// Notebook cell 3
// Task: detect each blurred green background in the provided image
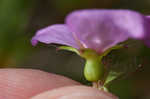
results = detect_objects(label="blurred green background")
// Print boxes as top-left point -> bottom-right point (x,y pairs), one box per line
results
0,0 -> 150,99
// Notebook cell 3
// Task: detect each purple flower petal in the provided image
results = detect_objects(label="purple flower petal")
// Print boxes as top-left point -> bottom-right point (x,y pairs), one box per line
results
31,24 -> 79,49
66,9 -> 150,53
143,16 -> 150,47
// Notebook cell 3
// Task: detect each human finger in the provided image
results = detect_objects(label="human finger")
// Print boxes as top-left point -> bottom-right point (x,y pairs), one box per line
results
0,69 -> 80,99
31,85 -> 118,99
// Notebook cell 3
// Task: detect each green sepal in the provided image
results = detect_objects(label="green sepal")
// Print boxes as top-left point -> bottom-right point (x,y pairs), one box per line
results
104,71 -> 123,86
101,44 -> 124,57
59,46 -> 80,55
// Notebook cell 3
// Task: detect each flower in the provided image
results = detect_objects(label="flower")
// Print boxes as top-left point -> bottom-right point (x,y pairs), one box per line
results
31,9 -> 150,53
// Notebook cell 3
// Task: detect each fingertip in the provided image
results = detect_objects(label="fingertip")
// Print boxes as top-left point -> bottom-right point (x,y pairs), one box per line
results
31,85 -> 118,99
0,69 -> 80,99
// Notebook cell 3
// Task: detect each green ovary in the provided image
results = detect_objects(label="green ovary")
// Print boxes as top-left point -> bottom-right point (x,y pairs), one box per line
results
84,58 -> 104,82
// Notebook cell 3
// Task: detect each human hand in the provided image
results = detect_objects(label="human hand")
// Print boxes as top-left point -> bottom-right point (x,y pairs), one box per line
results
0,69 -> 118,99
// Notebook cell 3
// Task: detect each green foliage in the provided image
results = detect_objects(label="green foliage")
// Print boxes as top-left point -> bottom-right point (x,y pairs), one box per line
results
0,0 -> 34,66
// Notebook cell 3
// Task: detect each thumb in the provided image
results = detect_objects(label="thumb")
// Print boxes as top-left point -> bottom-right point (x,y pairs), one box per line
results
31,85 -> 118,99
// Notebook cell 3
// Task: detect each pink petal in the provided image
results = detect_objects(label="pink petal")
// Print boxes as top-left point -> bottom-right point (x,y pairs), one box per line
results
31,24 -> 79,49
66,9 -> 149,53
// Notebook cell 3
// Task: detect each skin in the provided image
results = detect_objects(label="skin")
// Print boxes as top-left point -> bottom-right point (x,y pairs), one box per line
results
0,69 -> 118,99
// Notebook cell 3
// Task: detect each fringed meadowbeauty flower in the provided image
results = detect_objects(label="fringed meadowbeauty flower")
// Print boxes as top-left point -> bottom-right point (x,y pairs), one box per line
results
31,9 -> 150,90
